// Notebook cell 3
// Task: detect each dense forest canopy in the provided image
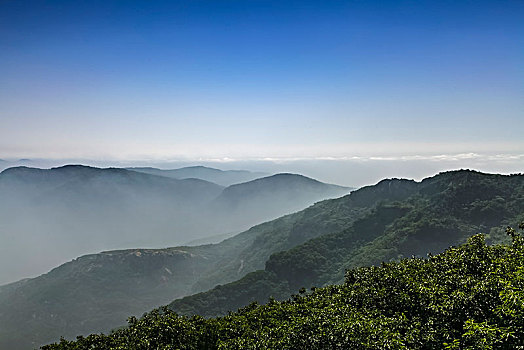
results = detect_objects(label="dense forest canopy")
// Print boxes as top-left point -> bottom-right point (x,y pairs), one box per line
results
43,224 -> 524,349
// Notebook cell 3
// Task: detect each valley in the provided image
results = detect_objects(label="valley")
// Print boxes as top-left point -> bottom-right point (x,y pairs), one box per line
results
0,165 -> 349,285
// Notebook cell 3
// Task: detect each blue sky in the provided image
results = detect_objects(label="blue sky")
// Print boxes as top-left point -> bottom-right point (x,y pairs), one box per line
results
1,0 -> 523,182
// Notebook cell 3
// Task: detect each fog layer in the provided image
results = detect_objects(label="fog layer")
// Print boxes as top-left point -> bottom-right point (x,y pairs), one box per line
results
0,165 -> 349,284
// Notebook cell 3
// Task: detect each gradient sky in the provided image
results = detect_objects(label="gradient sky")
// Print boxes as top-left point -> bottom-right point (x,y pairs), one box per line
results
1,0 -> 523,168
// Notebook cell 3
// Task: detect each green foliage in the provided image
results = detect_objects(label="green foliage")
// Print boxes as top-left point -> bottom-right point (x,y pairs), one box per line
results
43,225 -> 524,349
172,172 -> 524,318
171,271 -> 291,318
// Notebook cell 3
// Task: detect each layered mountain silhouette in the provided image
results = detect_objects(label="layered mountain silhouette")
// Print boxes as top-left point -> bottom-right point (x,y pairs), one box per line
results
1,170 -> 523,349
127,166 -> 267,187
208,173 -> 350,234
0,165 -> 349,285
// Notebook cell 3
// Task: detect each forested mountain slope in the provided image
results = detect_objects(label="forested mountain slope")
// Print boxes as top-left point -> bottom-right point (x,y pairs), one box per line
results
170,170 -> 524,317
0,170 -> 350,350
43,226 -> 524,349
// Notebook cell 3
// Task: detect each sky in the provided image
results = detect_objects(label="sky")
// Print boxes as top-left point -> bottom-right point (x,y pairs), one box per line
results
1,0 -> 523,186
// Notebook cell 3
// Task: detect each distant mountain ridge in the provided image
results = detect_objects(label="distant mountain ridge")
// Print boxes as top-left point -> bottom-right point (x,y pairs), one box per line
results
1,164 -> 223,205
0,165 -> 349,286
209,173 -> 350,234
216,173 -> 345,203
0,165 -> 224,285
127,165 -> 267,186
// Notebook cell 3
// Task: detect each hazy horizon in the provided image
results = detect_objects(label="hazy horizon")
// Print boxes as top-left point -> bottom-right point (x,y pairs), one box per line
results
1,0 -> 523,171
1,153 -> 522,188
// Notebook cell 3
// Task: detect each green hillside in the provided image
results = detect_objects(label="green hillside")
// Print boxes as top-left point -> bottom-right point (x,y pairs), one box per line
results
170,170 -> 524,317
43,225 -> 524,349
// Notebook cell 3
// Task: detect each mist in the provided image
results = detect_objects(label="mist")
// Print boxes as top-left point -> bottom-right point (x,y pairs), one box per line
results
2,152 -> 522,187
2,154 -> 521,284
0,165 -> 349,285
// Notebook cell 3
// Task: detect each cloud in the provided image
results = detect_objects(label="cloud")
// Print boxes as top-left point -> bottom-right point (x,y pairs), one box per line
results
361,153 -> 524,162
157,152 -> 524,163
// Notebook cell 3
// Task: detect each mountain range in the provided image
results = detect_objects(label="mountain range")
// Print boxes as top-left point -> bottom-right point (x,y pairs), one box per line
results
0,165 -> 349,286
170,170 -> 524,317
0,169 -> 523,349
